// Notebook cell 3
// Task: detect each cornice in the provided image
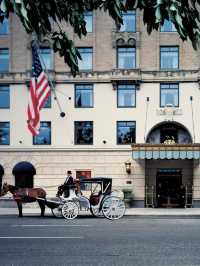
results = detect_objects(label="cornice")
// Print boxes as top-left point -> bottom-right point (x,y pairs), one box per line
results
0,69 -> 200,84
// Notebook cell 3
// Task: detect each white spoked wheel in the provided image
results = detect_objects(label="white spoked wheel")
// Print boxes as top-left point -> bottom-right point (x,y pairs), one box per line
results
62,201 -> 79,220
90,206 -> 104,218
102,196 -> 125,220
51,205 -> 63,218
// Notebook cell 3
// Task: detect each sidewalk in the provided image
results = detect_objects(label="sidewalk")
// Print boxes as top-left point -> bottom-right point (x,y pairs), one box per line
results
1,207 -> 200,217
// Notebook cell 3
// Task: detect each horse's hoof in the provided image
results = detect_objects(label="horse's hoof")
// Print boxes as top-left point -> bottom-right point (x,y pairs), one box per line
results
18,216 -> 23,218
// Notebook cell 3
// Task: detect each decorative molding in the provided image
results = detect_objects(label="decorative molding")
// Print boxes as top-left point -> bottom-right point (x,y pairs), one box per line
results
112,31 -> 140,48
0,69 -> 199,84
156,107 -> 183,116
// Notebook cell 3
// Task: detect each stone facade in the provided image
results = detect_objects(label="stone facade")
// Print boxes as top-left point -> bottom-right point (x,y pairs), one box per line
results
0,11 -> 200,206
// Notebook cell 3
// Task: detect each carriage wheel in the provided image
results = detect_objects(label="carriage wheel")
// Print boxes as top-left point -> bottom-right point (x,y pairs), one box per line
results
90,206 -> 104,218
62,201 -> 79,220
51,205 -> 63,218
102,196 -> 125,220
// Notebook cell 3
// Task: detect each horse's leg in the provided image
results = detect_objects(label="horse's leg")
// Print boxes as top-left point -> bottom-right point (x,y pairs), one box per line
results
16,200 -> 23,217
37,200 -> 45,217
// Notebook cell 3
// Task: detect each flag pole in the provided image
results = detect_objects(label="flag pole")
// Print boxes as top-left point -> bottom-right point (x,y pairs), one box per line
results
32,40 -> 66,118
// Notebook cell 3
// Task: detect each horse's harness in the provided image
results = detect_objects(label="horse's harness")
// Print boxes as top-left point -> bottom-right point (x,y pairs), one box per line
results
13,188 -> 29,200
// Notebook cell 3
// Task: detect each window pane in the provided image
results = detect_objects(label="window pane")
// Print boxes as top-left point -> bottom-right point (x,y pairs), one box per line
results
120,11 -> 136,32
43,94 -> 51,108
161,20 -> 176,32
0,86 -> 9,108
39,48 -> 53,70
33,122 -> 51,145
84,12 -> 93,33
160,47 -> 179,69
117,85 -> 136,107
0,48 -> 9,72
78,48 -> 93,70
0,122 -> 9,145
0,18 -> 9,35
160,84 -> 179,107
75,121 -> 93,144
117,121 -> 136,144
75,85 -> 93,107
117,47 -> 136,69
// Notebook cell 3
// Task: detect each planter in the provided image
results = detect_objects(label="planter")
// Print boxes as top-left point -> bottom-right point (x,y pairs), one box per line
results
122,189 -> 134,208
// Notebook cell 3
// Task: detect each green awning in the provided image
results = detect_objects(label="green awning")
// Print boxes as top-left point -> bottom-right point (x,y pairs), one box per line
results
132,144 -> 200,160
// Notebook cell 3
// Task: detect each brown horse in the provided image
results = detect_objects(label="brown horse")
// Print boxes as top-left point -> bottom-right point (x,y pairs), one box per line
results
0,183 -> 46,217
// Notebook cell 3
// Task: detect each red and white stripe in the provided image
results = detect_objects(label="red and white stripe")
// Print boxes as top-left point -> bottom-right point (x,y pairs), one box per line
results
27,72 -> 51,136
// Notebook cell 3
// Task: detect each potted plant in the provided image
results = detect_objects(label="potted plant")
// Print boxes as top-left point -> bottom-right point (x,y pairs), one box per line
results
122,188 -> 134,208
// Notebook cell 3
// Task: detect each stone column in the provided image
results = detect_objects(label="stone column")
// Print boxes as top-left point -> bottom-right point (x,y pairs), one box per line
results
193,159 -> 200,207
132,159 -> 145,207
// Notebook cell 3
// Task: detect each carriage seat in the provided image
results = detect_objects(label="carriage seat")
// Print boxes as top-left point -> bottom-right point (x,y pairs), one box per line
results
89,191 -> 102,206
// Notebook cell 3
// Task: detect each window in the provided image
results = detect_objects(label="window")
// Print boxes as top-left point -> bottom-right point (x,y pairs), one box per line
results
0,18 -> 9,35
161,20 -> 176,32
0,48 -> 9,72
160,46 -> 179,70
75,84 -> 93,108
160,83 -> 179,107
117,84 -> 136,107
39,48 -> 53,70
43,93 -> 51,108
78,48 -> 93,71
75,121 -> 93,145
33,122 -> 51,145
120,10 -> 136,32
0,122 -> 10,145
117,121 -> 136,144
84,11 -> 93,33
117,47 -> 136,69
0,86 -> 9,108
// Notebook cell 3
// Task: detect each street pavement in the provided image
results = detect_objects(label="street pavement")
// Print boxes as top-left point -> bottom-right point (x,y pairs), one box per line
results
1,216 -> 200,266
2,206 -> 200,217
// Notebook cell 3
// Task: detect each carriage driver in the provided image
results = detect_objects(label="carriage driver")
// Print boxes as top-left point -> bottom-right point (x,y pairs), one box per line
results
64,170 -> 76,197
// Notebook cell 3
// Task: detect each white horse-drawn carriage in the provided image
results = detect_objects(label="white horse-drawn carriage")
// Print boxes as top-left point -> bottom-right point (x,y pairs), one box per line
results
38,178 -> 125,220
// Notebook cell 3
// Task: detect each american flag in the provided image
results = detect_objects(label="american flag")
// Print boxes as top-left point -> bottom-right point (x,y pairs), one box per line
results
27,45 -> 51,135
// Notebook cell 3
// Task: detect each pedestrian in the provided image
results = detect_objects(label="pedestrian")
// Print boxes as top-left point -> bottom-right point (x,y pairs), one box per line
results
64,170 -> 75,198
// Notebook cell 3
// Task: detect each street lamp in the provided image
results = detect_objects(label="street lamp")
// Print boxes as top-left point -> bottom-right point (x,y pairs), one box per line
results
125,160 -> 132,174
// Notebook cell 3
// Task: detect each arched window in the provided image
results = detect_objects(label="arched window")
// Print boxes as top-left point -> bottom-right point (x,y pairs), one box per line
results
146,122 -> 192,144
12,162 -> 36,188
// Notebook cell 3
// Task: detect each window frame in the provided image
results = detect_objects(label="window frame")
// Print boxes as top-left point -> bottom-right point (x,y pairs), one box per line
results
160,46 -> 179,70
160,83 -> 179,108
74,121 -> 93,145
117,84 -> 136,108
38,47 -> 53,70
0,48 -> 9,72
84,11 -> 93,33
75,84 -> 94,108
78,47 -> 93,71
160,20 -> 177,32
116,121 -> 136,145
117,47 -> 136,69
0,85 -> 10,109
33,121 -> 51,145
119,10 -> 136,32
0,121 -> 10,145
0,17 -> 9,35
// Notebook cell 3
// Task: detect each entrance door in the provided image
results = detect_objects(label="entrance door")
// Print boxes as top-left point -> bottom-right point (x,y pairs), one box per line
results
156,169 -> 182,208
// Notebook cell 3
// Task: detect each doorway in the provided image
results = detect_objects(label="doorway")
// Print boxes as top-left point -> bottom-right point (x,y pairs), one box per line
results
156,168 -> 183,208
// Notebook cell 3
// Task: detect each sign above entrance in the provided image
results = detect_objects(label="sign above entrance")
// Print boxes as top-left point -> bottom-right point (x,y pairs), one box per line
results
132,144 -> 200,160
